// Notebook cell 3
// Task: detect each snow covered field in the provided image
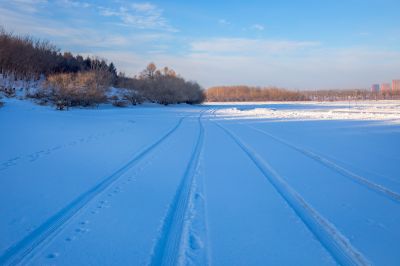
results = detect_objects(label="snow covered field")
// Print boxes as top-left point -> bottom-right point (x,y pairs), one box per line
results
0,99 -> 399,265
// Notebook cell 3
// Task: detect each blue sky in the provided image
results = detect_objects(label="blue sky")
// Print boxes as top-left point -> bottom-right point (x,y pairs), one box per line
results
0,0 -> 399,89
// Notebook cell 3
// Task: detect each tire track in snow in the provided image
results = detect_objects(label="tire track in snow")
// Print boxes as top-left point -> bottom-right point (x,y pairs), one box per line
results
215,122 -> 370,266
150,111 -> 206,266
40,121 -> 181,262
180,155 -> 210,266
178,111 -> 213,266
246,124 -> 400,203
0,117 -> 184,266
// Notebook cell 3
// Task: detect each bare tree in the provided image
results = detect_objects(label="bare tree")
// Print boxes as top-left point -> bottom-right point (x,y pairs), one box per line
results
117,63 -> 204,105
140,62 -> 157,80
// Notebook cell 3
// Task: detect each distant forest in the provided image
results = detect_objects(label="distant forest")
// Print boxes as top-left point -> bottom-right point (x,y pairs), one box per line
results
206,86 -> 400,102
206,86 -> 306,101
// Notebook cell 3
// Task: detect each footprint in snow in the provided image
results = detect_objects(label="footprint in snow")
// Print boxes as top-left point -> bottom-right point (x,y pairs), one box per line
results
65,236 -> 76,242
75,227 -> 89,233
28,152 -> 42,162
47,252 -> 59,259
0,158 -> 20,170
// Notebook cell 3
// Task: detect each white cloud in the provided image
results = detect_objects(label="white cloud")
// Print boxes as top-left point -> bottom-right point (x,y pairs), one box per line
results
181,48 -> 400,89
11,0 -> 47,3
250,24 -> 264,31
218,19 -> 231,26
58,0 -> 90,8
131,3 -> 156,12
100,45 -> 400,90
190,38 -> 320,54
8,0 -> 48,13
0,6 -> 171,51
98,3 -> 177,32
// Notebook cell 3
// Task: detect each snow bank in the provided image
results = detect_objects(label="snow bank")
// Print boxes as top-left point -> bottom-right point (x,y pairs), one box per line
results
215,101 -> 400,123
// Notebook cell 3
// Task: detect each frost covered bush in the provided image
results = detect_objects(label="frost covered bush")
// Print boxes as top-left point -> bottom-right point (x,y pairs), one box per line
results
0,87 -> 16,98
112,99 -> 129,107
44,70 -> 111,109
123,89 -> 144,105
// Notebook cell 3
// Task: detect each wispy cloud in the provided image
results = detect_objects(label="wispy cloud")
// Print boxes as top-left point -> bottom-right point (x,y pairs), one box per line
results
190,38 -> 320,55
8,0 -> 48,13
57,0 -> 90,8
250,24 -> 264,31
131,3 -> 156,12
0,5 -> 172,52
98,2 -> 177,32
218,19 -> 231,26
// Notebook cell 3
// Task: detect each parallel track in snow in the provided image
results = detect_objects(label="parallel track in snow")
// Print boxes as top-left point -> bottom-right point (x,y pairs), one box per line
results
215,122 -> 370,266
0,117 -> 186,266
246,124 -> 400,203
150,111 -> 206,266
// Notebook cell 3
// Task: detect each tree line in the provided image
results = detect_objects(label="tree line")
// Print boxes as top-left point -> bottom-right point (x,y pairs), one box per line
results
206,86 -> 400,102
0,27 -> 117,81
302,89 -> 400,101
0,26 -> 205,109
206,86 -> 307,101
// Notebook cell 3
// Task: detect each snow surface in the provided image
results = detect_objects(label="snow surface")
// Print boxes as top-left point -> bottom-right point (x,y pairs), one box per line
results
0,99 -> 400,265
213,101 -> 400,124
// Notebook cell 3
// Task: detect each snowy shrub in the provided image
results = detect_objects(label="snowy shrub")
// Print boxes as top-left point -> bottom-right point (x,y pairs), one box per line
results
123,89 -> 144,105
112,99 -> 129,107
26,88 -> 49,100
37,99 -> 49,106
45,70 -> 110,109
109,95 -> 119,101
0,87 -> 16,98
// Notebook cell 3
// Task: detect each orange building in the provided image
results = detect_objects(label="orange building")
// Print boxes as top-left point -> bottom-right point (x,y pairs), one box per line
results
380,83 -> 391,92
392,80 -> 400,92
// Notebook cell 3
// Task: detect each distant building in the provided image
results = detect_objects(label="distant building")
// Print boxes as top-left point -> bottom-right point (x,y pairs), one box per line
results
392,80 -> 400,92
381,83 -> 391,92
371,84 -> 380,93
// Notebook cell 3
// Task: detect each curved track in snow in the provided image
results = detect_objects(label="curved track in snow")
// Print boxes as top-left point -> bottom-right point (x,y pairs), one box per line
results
0,117 -> 185,266
215,121 -> 370,266
150,111 -> 206,266
246,124 -> 400,203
